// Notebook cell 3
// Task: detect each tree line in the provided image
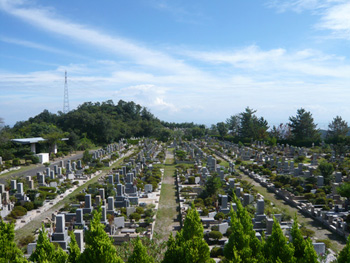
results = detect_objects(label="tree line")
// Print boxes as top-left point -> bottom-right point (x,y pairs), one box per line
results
214,107 -> 350,147
0,100 -> 171,161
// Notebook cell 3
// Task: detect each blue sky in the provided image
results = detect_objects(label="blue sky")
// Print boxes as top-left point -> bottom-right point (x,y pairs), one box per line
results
1,0 -> 350,128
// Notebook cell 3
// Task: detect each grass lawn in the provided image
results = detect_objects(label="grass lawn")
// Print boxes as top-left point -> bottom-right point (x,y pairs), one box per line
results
154,151 -> 179,241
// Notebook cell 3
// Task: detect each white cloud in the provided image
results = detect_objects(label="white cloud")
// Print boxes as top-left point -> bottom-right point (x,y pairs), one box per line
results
268,0 -> 350,40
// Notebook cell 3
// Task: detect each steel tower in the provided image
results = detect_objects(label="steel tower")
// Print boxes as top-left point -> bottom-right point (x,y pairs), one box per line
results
63,71 -> 70,114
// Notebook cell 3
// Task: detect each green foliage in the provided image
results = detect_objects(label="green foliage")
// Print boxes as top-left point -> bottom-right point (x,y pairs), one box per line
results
30,225 -> 68,263
162,204 -> 214,263
264,218 -> 295,263
82,150 -> 92,164
318,161 -> 334,184
127,237 -> 154,263
338,235 -> 350,263
208,231 -> 223,241
68,232 -> 81,263
238,107 -> 269,140
79,208 -> 123,263
0,219 -> 28,262
288,108 -> 320,144
337,182 -> 350,199
327,116 -> 349,142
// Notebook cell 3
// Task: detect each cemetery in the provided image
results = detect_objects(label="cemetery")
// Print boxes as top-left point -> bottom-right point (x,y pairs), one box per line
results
19,139 -> 165,256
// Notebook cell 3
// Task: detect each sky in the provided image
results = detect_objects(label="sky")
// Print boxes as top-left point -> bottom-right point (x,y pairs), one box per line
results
1,0 -> 350,128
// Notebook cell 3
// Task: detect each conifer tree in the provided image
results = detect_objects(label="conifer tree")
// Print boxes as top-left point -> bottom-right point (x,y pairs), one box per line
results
128,237 -> 154,263
68,232 -> 81,263
0,219 -> 28,263
338,235 -> 350,263
290,216 -> 306,260
78,209 -> 123,263
29,225 -> 68,263
162,204 -> 214,263
264,217 -> 296,263
224,199 -> 264,263
303,239 -> 318,263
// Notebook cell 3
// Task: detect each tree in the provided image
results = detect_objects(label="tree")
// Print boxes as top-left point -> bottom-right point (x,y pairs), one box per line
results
290,216 -> 307,261
78,209 -> 123,263
226,115 -> 240,136
29,225 -> 68,263
303,239 -> 318,263
288,108 -> 320,144
327,116 -> 349,141
338,235 -> 350,263
68,232 -> 81,263
0,219 -> 28,263
337,183 -> 350,201
224,196 -> 264,263
82,150 -> 92,164
202,176 -> 222,198
128,237 -> 154,263
270,123 -> 291,140
264,217 -> 295,263
216,122 -> 228,138
162,204 -> 214,263
238,107 -> 269,140
318,161 -> 334,185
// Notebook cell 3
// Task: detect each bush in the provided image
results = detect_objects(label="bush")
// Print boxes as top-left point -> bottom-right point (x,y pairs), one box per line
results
23,202 -> 34,211
188,176 -> 195,184
202,208 -> 209,216
210,246 -> 223,258
136,207 -> 144,215
129,212 -> 141,222
12,158 -> 21,166
208,231 -> 223,241
214,212 -> 225,221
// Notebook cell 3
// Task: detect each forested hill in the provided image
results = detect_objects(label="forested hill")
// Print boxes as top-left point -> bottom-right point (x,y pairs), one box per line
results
8,100 -> 164,145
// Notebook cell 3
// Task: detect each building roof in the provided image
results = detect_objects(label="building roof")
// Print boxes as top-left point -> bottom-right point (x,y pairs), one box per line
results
11,137 -> 69,144
11,137 -> 46,144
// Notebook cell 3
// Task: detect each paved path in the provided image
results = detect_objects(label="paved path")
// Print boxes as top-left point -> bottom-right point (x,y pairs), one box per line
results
0,151 -> 86,184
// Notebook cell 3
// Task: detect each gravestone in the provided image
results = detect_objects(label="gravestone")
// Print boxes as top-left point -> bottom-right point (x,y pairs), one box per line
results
95,195 -> 101,206
256,199 -> 265,215
107,196 -> 114,212
218,222 -> 229,234
75,209 -> 85,227
114,216 -> 125,228
11,180 -> 16,190
74,230 -> 84,252
52,214 -> 71,250
317,176 -> 324,187
335,172 -> 342,183
144,184 -> 153,193
108,174 -> 114,185
83,194 -> 93,213
99,188 -> 105,200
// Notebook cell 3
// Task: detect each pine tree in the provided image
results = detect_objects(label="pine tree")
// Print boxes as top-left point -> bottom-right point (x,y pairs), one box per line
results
0,219 -> 28,263
290,216 -> 306,260
264,217 -> 296,263
303,239 -> 318,263
162,204 -> 214,263
68,232 -> 81,263
78,209 -> 123,263
128,237 -> 154,263
224,199 -> 264,263
29,225 -> 68,263
338,235 -> 350,263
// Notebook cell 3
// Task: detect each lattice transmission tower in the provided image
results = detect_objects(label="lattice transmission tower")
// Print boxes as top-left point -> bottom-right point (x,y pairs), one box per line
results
63,71 -> 70,114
